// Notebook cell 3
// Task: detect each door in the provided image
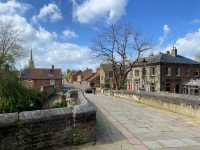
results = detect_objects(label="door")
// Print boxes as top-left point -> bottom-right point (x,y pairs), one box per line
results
175,84 -> 180,93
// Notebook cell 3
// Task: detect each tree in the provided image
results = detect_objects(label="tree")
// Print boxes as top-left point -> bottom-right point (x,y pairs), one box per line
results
196,54 -> 200,62
0,22 -> 22,69
92,23 -> 151,90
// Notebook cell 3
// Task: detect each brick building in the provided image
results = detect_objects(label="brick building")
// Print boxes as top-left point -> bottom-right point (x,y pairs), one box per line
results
21,65 -> 62,93
127,47 -> 200,94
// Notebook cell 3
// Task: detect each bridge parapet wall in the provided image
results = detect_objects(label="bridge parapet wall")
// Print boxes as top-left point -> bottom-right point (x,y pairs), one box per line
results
0,92 -> 96,150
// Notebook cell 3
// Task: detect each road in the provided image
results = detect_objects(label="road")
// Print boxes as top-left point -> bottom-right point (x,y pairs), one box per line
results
72,94 -> 200,150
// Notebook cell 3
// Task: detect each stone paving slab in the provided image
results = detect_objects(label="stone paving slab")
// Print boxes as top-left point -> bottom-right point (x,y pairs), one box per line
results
73,94 -> 200,150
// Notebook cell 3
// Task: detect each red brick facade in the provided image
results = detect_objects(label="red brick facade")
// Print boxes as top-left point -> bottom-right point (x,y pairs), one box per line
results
21,67 -> 62,92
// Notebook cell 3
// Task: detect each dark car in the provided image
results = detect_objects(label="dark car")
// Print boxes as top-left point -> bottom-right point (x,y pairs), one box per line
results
85,87 -> 96,94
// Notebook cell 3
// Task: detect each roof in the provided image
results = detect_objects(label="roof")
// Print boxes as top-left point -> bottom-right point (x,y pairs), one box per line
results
82,69 -> 93,81
83,73 -> 94,81
21,68 -> 62,80
183,78 -> 200,87
100,63 -> 113,72
87,71 -> 100,82
137,53 -> 200,65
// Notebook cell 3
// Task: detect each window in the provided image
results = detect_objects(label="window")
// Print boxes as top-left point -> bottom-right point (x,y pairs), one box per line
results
175,67 -> 180,76
150,67 -> 155,76
135,70 -> 140,77
50,80 -> 55,86
166,83 -> 171,92
193,71 -> 199,77
101,76 -> 104,81
142,68 -> 146,76
166,67 -> 171,76
109,71 -> 113,78
150,83 -> 155,92
195,89 -> 199,95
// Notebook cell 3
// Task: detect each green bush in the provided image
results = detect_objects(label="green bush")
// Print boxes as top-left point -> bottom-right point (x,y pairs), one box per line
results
0,72 -> 43,113
53,100 -> 67,108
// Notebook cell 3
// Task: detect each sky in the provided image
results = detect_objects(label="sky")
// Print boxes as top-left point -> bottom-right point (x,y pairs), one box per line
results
0,0 -> 200,70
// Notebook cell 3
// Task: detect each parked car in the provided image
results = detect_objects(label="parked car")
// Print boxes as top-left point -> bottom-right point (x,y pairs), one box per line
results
85,87 -> 96,94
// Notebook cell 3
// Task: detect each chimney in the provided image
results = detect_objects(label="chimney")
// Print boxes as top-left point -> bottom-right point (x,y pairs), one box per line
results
171,46 -> 177,56
51,65 -> 54,72
166,51 -> 170,55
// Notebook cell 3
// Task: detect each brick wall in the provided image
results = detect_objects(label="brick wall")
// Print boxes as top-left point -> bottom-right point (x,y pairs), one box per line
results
0,92 -> 96,150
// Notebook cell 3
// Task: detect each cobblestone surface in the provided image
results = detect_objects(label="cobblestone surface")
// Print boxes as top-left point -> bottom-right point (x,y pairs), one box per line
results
72,94 -> 200,150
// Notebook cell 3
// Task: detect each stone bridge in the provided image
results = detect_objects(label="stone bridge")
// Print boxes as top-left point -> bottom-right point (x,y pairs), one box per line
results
74,93 -> 200,150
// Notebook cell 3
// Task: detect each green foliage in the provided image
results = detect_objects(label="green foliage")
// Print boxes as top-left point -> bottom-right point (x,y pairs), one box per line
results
54,100 -> 67,108
0,72 -> 43,113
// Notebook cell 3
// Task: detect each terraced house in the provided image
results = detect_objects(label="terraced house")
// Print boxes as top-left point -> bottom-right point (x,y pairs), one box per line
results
127,47 -> 200,95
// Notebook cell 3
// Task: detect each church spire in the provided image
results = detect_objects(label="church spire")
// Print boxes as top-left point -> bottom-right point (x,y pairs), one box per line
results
28,49 -> 35,69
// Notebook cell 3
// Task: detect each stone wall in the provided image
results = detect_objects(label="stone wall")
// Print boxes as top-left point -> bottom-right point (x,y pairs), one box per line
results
134,91 -> 200,108
0,92 -> 96,150
105,90 -> 200,119
110,90 -> 200,107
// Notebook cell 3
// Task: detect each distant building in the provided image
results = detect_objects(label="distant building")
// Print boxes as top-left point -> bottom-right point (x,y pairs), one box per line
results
21,65 -> 62,93
69,71 -> 78,83
69,68 -> 94,84
76,70 -> 82,83
21,50 -> 62,93
100,63 -> 115,89
85,68 -> 100,88
82,68 -> 93,81
127,47 -> 200,94
182,78 -> 200,95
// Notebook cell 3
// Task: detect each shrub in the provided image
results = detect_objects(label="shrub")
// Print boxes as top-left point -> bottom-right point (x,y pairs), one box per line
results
54,100 -> 67,108
0,72 -> 43,113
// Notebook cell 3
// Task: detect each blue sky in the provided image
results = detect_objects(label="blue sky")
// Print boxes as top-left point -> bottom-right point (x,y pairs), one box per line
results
0,0 -> 200,70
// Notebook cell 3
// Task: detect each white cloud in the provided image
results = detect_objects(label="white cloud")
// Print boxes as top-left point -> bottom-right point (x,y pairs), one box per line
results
63,29 -> 78,39
72,0 -> 128,24
32,3 -> 62,23
0,1 -> 96,70
174,29 -> 200,58
158,24 -> 171,46
153,27 -> 200,60
0,0 -> 30,15
191,19 -> 200,24
163,24 -> 170,34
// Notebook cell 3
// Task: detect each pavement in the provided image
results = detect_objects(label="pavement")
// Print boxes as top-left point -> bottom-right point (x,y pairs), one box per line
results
71,94 -> 200,150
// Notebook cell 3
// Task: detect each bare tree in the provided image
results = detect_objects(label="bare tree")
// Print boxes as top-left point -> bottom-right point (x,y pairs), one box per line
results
196,54 -> 200,62
0,22 -> 22,70
92,23 -> 151,90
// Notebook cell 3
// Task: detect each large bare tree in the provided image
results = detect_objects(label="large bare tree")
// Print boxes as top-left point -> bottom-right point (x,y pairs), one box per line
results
196,54 -> 200,62
92,23 -> 151,90
0,22 -> 22,69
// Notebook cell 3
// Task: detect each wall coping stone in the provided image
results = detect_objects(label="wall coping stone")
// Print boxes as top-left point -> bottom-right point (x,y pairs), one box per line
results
0,112 -> 18,127
19,107 -> 73,123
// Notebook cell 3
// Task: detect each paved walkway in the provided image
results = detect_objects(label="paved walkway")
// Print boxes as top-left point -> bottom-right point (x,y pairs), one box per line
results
74,94 -> 200,150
